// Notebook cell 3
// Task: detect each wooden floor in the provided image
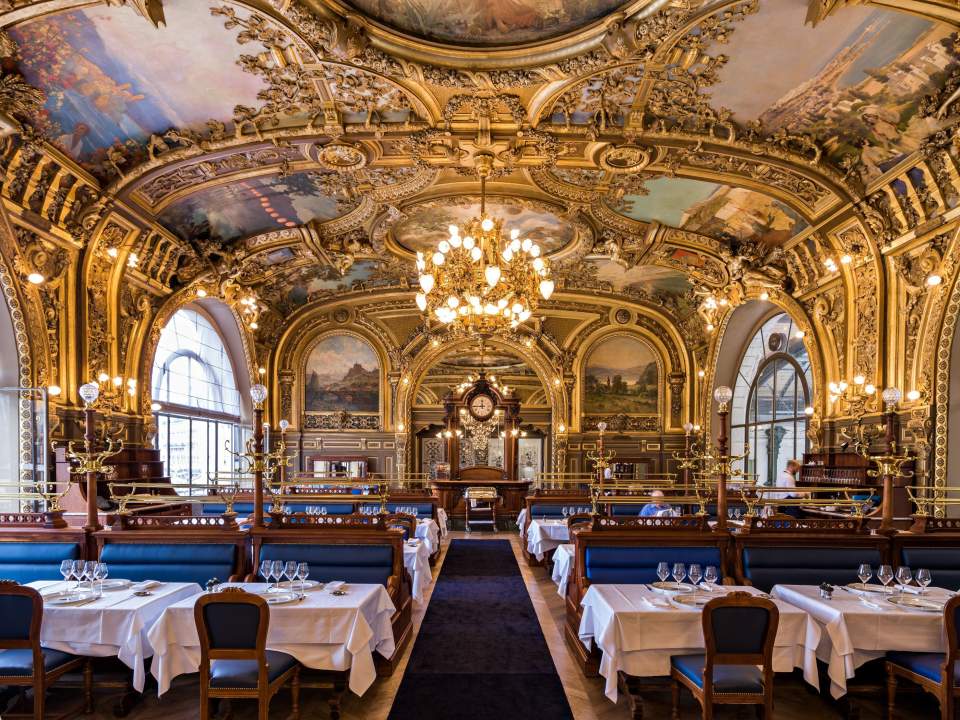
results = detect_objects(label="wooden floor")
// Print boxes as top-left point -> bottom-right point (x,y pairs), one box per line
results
31,532 -> 941,719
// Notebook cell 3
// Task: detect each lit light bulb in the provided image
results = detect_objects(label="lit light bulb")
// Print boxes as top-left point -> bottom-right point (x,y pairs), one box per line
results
97,372 -> 109,383
107,247 -> 119,258
864,384 -> 876,395
470,246 -> 483,262
462,236 -> 475,250
497,298 -> 508,309
532,258 -> 544,272
927,274 -> 943,287
521,238 -> 532,252
447,295 -> 459,308
794,330 -> 805,339
419,274 -> 435,294
759,291 -> 769,301
804,406 -> 814,416
485,265 -> 501,288
416,293 -> 427,311
502,248 -> 513,262
449,234 -> 462,248
432,251 -> 444,265
907,389 -> 921,401
26,273 -> 44,285
438,240 -> 450,254
697,370 -> 705,378
48,385 -> 62,397
510,239 -> 521,253
853,375 -> 865,385
530,244 -> 541,257
196,288 -> 208,298
840,254 -> 853,265
481,218 -> 494,232
112,376 -> 123,388
510,229 -> 520,239
539,278 -> 554,299
448,224 -> 459,236
151,402 -> 162,412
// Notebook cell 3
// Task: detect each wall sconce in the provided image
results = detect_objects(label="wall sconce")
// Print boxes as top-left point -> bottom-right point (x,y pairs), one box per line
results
697,369 -> 705,379
881,386 -> 902,412
48,385 -> 62,398
150,402 -> 162,412
557,423 -> 566,434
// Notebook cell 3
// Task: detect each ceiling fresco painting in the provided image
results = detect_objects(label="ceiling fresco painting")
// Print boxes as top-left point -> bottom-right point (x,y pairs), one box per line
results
709,0 -> 960,178
342,0 -> 628,46
589,260 -> 693,297
157,171 -> 351,246
619,178 -> 808,245
391,199 -> 575,256
9,1 -> 264,177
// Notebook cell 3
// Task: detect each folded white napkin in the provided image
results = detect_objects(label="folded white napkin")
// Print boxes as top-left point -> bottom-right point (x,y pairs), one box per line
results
899,584 -> 925,595
131,580 -> 160,591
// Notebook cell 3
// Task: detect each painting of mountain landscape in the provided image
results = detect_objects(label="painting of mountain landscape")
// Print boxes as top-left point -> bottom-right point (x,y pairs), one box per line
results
304,335 -> 379,413
584,335 -> 659,414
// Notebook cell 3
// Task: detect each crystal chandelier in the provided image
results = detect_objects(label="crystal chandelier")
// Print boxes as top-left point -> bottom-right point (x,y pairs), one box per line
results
414,155 -> 554,333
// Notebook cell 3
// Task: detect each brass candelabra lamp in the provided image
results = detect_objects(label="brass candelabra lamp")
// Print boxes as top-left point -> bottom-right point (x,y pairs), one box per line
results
586,421 -> 615,514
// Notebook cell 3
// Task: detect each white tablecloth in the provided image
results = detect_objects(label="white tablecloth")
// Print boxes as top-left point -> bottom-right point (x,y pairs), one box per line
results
527,519 -> 570,561
416,518 -> 441,555
771,584 -> 952,698
436,508 -> 449,536
516,508 -> 527,535
148,582 -> 396,697
403,541 -> 432,603
579,584 -> 821,702
551,544 -> 574,597
30,580 -> 201,692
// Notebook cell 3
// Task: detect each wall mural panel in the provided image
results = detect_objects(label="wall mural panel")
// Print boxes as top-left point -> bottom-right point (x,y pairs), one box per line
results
583,335 -> 659,415
588,260 -> 693,296
708,0 -> 960,179
618,178 -> 808,245
304,334 -> 380,414
157,172 -> 349,245
10,1 -> 264,176
343,0 -> 628,46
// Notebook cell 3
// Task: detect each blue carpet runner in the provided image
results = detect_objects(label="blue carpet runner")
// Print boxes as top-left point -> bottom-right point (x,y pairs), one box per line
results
387,539 -> 574,719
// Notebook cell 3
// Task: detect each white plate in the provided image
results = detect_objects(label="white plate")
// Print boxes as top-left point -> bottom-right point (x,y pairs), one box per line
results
263,591 -> 300,605
44,590 -> 98,605
275,580 -> 320,591
671,593 -> 711,608
847,582 -> 894,595
886,595 -> 944,612
650,581 -> 695,594
98,579 -> 132,591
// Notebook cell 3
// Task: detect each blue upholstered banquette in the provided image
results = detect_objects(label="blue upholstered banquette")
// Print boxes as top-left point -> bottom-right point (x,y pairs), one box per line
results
0,542 -> 81,584
202,502 -> 355,516
585,545 -> 723,585
359,502 -> 435,517
256,544 -> 394,586
98,542 -> 237,586
898,546 -> 960,591
740,545 -> 883,592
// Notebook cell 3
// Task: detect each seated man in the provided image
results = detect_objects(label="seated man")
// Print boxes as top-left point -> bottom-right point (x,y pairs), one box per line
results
640,490 -> 673,517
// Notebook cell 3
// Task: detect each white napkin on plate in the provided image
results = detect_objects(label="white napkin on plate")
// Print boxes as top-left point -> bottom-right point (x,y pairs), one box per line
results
899,584 -> 925,595
131,580 -> 161,591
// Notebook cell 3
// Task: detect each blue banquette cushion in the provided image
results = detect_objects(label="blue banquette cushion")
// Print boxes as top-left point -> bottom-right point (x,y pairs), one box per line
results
741,546 -> 883,592
526,503 -> 590,520
257,544 -> 394,586
99,543 -> 235,586
585,546 -> 723,585
360,502 -> 435,516
899,546 -> 960,591
0,542 -> 81,584
202,502 -> 355,516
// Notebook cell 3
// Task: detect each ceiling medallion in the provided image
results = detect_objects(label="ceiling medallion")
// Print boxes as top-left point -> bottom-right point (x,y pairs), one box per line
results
597,143 -> 651,173
314,141 -> 368,172
414,153 -> 554,334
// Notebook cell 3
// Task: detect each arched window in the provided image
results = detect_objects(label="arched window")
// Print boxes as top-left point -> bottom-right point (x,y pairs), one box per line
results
730,313 -> 812,487
151,308 -> 245,491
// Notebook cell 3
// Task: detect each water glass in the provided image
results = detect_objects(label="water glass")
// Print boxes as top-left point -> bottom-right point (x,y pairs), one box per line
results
895,566 -> 913,597
284,561 -> 297,588
688,564 -> 702,594
672,562 -> 686,591
916,568 -> 932,595
71,560 -> 84,590
857,563 -> 872,586
259,560 -> 272,587
657,562 -> 670,584
270,561 -> 284,592
59,560 -> 72,586
703,566 -> 719,586
296,562 -> 309,593
83,561 -> 96,590
94,562 -> 108,595
321,506 -> 327,515
877,564 -> 894,591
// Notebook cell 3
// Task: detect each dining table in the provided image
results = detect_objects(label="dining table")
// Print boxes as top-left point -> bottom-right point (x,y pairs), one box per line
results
415,518 -> 441,555
551,544 -> 574,597
579,583 -> 822,702
147,581 -> 396,697
29,579 -> 201,692
526,518 -> 570,561
403,539 -> 432,602
771,583 -> 955,698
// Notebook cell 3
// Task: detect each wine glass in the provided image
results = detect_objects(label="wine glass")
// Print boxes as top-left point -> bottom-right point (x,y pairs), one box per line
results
270,560 -> 284,592
672,562 -> 686,592
857,563 -> 872,588
688,564 -> 702,596
895,566 -> 913,598
878,564 -> 894,593
296,562 -> 309,594
657,561 -> 670,585
704,566 -> 719,588
59,560 -> 72,587
284,561 -> 297,589
321,506 -> 327,515
71,560 -> 84,590
259,560 -> 272,588
561,507 -> 569,519
412,507 -> 419,518
916,568 -> 932,595
94,562 -> 108,595
82,561 -> 96,590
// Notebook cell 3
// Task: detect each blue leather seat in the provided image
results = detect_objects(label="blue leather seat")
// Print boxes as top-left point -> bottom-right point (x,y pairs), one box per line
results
99,543 -> 235,586
887,652 -> 959,683
741,546 -> 883,592
201,502 -> 256,515
0,648 -> 79,677
525,503 -> 587,520
585,546 -> 722,585
0,542 -> 81,584
210,651 -> 298,689
258,544 -> 393,586
671,655 -> 764,693
900,547 -> 960,590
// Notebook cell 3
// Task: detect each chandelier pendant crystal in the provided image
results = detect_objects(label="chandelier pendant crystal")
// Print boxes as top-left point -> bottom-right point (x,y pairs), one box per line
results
414,154 -> 554,333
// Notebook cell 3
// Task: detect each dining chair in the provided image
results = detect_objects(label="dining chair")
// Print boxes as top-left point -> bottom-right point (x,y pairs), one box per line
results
385,513 -> 416,541
194,587 -> 300,720
0,580 -> 92,720
670,591 -> 780,720
886,594 -> 960,719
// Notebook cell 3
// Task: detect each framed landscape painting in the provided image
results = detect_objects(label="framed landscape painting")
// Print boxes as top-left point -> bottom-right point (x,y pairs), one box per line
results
304,335 -> 380,414
583,336 -> 659,415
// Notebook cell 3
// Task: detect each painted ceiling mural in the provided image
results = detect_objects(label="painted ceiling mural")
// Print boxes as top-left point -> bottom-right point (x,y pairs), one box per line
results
588,260 -> 693,297
708,0 -> 960,178
617,178 -> 808,245
391,199 -> 575,256
9,1 -> 264,178
157,171 -> 351,246
343,0 -> 628,46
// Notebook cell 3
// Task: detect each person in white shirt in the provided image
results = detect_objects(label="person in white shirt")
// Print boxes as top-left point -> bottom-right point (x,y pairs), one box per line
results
770,459 -> 803,516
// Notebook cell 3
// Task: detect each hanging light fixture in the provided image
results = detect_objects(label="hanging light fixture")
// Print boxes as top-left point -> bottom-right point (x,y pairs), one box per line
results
414,154 -> 554,334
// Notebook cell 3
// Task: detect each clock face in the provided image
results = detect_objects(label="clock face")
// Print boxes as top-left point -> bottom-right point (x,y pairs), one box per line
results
469,394 -> 495,420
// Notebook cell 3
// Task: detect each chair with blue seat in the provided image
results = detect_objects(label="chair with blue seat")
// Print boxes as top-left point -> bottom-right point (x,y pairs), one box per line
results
886,595 -> 960,720
0,580 -> 92,719
194,587 -> 299,720
670,591 -> 779,720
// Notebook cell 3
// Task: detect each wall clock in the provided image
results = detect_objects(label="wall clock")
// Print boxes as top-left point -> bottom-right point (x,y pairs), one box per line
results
469,393 -> 495,420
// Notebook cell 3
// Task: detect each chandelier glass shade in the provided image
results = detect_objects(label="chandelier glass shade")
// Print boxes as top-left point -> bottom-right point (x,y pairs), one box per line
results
414,172 -> 554,333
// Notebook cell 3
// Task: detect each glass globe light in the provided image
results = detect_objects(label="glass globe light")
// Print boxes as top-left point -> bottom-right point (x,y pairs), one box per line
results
78,382 -> 100,406
683,422 -> 694,433
250,384 -> 268,406
462,236 -> 475,250
713,385 -> 733,405
481,218 -> 494,232
882,386 -> 902,408
279,419 -> 290,432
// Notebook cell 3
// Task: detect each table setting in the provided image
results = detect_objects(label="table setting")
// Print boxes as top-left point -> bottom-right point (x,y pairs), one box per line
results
29,566 -> 201,692
148,578 -> 396,697
415,517 -> 441,555
578,562 -> 821,702
403,537 -> 432,602
771,563 -> 953,698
